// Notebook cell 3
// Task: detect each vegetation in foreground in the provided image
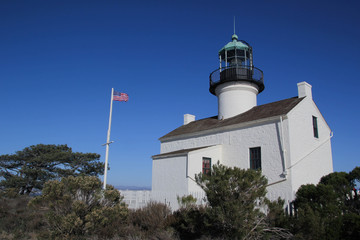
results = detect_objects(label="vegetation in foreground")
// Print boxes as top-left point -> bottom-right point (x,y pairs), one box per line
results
0,144 -> 359,239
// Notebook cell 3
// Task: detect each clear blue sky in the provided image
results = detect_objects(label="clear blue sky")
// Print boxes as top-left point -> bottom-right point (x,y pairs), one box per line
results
1,0 -> 359,188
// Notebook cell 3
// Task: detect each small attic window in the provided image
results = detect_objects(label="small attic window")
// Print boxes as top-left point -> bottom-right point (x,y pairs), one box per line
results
313,116 -> 319,138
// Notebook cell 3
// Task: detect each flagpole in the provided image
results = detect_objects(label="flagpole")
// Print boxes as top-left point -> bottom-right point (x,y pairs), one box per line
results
103,88 -> 114,190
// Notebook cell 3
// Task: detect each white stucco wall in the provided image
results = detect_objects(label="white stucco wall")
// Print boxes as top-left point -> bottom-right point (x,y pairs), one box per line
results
151,146 -> 222,209
160,132 -> 230,154
158,119 -> 293,203
151,155 -> 189,209
152,155 -> 188,193
222,120 -> 292,203
187,145 -> 222,192
287,97 -> 333,198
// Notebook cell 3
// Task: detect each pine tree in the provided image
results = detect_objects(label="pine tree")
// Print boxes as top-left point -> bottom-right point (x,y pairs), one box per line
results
0,144 -> 103,195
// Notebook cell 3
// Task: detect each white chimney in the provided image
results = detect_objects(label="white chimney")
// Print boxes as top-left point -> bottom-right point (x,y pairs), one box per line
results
184,114 -> 195,125
297,82 -> 312,99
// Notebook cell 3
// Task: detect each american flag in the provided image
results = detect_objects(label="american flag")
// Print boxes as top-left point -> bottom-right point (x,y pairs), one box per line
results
113,91 -> 129,102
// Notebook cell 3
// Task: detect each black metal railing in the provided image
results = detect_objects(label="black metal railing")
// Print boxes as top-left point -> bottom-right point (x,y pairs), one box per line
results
209,65 -> 264,94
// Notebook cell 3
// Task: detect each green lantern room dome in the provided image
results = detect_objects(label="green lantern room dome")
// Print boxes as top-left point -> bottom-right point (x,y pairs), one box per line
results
218,34 -> 250,54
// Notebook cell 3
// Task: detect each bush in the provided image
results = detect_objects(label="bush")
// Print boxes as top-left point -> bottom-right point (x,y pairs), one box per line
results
177,195 -> 197,209
128,202 -> 177,239
172,205 -> 209,240
30,176 -> 128,239
0,193 -> 45,238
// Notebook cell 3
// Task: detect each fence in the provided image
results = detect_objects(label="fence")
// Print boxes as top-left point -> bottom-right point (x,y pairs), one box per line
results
119,190 -> 207,211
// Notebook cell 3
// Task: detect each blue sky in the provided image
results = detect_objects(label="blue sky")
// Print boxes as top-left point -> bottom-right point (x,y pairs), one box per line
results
1,0 -> 359,188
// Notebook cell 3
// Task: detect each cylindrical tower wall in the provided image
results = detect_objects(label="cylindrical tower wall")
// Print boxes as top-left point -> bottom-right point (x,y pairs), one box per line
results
215,82 -> 259,120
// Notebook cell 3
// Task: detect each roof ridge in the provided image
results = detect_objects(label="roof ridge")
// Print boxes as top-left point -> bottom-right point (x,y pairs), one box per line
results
159,97 -> 304,141
190,96 -> 300,123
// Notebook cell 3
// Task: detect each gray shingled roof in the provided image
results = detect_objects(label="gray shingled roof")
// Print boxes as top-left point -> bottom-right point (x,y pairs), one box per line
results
160,97 -> 304,141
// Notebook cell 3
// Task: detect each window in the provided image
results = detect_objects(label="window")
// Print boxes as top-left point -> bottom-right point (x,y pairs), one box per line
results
202,157 -> 211,175
250,147 -> 261,170
313,116 -> 319,138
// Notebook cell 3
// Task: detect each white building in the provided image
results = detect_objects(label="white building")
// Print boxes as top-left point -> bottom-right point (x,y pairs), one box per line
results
151,34 -> 333,210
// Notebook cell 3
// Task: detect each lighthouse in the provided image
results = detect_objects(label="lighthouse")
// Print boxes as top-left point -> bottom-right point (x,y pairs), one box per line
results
150,32 -> 333,211
209,34 -> 264,120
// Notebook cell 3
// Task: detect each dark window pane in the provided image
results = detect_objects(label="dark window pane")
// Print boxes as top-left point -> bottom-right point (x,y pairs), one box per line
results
313,116 -> 319,138
202,157 -> 211,175
250,147 -> 261,170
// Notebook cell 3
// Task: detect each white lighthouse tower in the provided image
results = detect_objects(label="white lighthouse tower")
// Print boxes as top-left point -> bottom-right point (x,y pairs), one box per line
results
209,34 -> 264,120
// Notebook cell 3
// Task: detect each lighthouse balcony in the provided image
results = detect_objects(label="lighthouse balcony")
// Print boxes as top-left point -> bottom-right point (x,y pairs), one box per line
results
209,66 -> 264,95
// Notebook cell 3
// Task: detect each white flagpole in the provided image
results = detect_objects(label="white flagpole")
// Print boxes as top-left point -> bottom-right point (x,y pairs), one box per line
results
103,88 -> 114,189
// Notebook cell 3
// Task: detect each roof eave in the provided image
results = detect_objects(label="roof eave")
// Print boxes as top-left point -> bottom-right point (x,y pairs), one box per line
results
152,146 -> 214,160
159,115 -> 287,143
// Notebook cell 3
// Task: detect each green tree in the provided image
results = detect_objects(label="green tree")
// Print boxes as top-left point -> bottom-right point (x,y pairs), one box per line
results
319,167 -> 360,214
29,176 -> 128,239
292,166 -> 360,240
0,144 -> 103,195
195,162 -> 292,240
294,184 -> 343,239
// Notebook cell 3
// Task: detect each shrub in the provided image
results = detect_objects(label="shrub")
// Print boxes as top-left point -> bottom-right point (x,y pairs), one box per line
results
30,176 -> 128,239
172,205 -> 209,240
177,195 -> 197,209
129,202 -> 176,239
0,193 -> 45,238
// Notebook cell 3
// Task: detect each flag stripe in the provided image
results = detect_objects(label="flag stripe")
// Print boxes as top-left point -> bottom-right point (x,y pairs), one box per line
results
113,91 -> 129,102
